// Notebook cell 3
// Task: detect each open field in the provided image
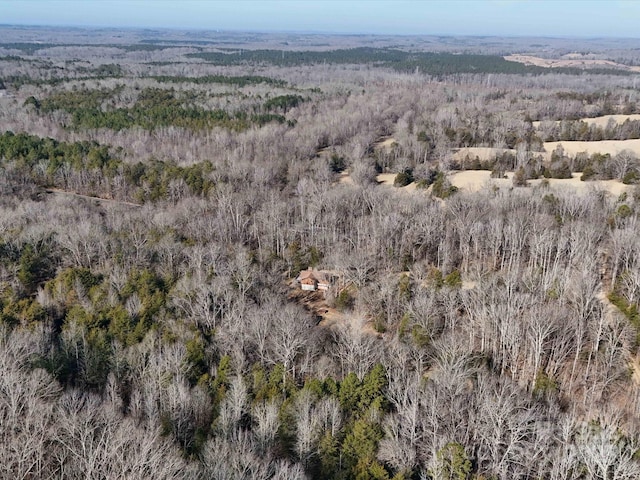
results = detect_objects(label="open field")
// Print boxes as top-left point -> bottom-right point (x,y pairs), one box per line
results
450,170 -> 631,196
375,172 -> 416,191
575,114 -> 640,127
342,139 -> 634,197
544,139 -> 640,157
368,168 -> 630,198
505,54 -> 640,72
453,146 -> 516,161
533,114 -> 640,128
449,170 -> 509,192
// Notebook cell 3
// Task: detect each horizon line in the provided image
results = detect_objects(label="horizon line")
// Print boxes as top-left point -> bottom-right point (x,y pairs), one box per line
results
2,23 -> 640,42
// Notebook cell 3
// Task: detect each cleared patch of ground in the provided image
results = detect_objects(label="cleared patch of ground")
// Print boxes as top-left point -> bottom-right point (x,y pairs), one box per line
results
376,173 -> 396,186
373,136 -> 397,150
630,355 -> 640,386
449,170 -> 630,196
287,281 -> 381,336
576,114 -> 640,127
449,170 -> 502,192
375,173 -> 417,191
340,169 -> 629,197
338,172 -> 353,185
544,139 -> 640,157
453,147 -> 515,162
461,280 -> 477,290
529,174 -> 630,197
334,137 -> 632,197
505,54 -> 640,72
287,286 -> 337,324
533,114 -> 640,129
46,188 -> 142,207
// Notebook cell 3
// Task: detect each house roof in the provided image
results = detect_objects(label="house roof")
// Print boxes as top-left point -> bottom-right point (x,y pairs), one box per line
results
297,268 -> 331,284
298,270 -> 316,281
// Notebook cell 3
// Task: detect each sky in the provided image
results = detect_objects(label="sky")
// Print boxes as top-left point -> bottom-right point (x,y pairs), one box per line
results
1,0 -> 639,38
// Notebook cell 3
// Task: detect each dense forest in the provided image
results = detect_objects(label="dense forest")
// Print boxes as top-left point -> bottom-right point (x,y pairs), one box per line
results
3,28 -> 640,479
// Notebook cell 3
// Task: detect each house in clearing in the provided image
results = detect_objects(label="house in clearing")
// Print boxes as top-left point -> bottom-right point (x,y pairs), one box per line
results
296,269 -> 332,291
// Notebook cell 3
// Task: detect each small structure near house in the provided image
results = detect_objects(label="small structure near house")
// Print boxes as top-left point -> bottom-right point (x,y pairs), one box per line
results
296,268 -> 332,291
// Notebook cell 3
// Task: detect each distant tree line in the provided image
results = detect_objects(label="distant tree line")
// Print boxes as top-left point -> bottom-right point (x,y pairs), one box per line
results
190,47 -> 635,76
152,74 -> 287,88
26,87 -> 294,131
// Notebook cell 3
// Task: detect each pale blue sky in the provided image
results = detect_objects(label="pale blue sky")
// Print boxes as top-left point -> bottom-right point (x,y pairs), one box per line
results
0,0 -> 638,37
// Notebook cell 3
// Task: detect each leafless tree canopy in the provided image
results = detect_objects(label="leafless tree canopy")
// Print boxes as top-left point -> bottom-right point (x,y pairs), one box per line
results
1,26 -> 640,479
